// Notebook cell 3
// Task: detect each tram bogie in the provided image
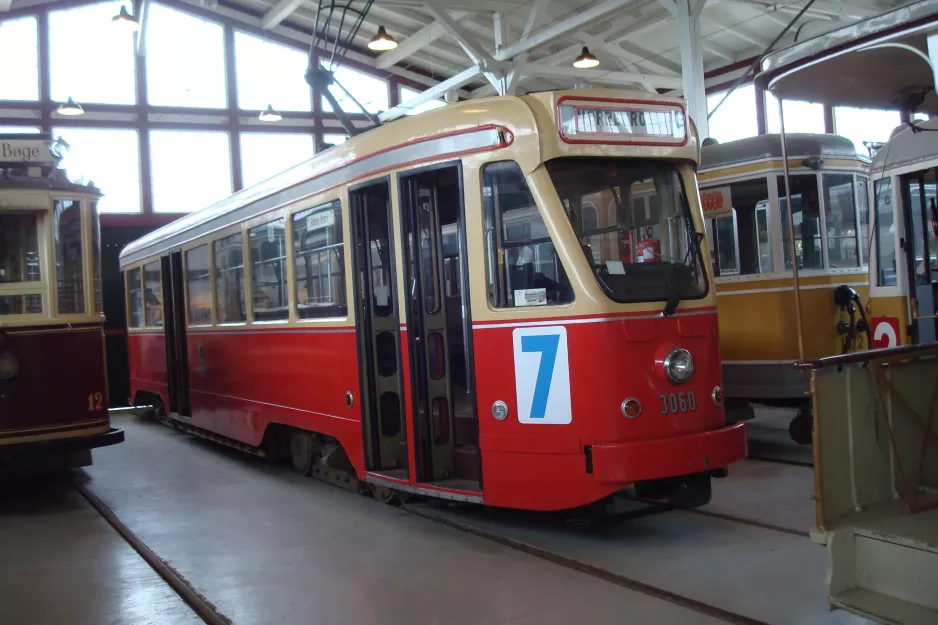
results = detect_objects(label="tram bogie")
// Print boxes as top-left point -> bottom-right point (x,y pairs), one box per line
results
0,134 -> 123,470
122,89 -> 746,511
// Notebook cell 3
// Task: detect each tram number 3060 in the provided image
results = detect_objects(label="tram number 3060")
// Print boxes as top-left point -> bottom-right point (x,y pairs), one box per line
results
658,392 -> 696,415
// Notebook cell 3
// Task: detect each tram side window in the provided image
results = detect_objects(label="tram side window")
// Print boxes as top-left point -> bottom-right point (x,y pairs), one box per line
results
874,178 -> 897,286
91,202 -> 102,314
214,233 -> 246,324
0,213 -> 41,283
143,261 -> 162,327
823,174 -> 860,268
778,175 -> 822,270
708,179 -> 772,276
250,218 -> 288,321
54,200 -> 85,314
186,245 -> 212,325
293,201 -> 346,319
482,161 -> 573,308
127,268 -> 143,328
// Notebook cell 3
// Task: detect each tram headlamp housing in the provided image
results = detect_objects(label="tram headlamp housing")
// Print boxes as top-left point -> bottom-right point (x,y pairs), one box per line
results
0,350 -> 19,380
663,347 -> 694,384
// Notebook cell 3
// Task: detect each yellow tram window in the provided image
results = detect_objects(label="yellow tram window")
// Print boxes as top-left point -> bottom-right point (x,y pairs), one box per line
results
54,199 -> 85,314
0,213 -> 41,284
126,268 -> 143,328
707,179 -> 772,276
143,261 -> 163,328
0,295 -> 42,315
482,161 -> 573,308
874,178 -> 898,286
186,245 -> 212,326
214,233 -> 246,324
822,174 -> 861,268
778,175 -> 822,270
292,201 -> 346,319
249,219 -> 288,322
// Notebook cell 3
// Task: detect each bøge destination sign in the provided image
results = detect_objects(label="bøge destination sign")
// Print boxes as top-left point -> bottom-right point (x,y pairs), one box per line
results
0,137 -> 55,165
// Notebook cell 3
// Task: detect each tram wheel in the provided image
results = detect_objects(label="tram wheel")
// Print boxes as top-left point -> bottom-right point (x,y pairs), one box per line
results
789,410 -> 814,446
289,430 -> 315,475
371,485 -> 405,506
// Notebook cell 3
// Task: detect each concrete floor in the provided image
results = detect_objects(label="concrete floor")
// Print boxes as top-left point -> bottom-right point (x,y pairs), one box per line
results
0,476 -> 201,625
0,411 -> 865,625
46,414 -> 730,625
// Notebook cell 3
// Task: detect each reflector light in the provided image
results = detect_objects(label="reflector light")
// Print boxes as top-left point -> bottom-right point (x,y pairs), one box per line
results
621,398 -> 642,419
712,386 -> 724,406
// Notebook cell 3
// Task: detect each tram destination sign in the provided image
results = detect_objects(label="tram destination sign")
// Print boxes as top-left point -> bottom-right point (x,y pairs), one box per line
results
558,98 -> 687,145
0,136 -> 55,165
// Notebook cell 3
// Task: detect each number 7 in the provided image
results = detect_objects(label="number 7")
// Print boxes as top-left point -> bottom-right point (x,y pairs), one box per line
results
521,334 -> 560,419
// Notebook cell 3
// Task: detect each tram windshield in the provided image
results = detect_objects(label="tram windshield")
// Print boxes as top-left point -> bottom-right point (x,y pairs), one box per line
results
547,157 -> 707,304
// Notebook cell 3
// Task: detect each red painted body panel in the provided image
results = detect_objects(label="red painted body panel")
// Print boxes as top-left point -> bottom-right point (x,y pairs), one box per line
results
0,323 -> 112,446
127,307 -> 746,511
471,308 -> 741,510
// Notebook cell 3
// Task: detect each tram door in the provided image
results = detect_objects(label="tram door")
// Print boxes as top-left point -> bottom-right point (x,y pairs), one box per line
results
161,251 -> 190,416
902,169 -> 938,343
399,164 -> 479,487
349,180 -> 408,476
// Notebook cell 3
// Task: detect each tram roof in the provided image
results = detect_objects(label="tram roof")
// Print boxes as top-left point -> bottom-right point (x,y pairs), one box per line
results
120,88 -> 696,268
870,116 -> 938,176
698,133 -> 862,172
754,0 -> 938,115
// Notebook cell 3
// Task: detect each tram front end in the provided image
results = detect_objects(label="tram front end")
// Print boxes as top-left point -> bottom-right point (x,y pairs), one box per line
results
472,91 -> 747,511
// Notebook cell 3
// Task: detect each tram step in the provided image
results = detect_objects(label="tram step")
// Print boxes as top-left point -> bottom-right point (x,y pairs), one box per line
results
828,517 -> 938,624
454,444 -> 481,482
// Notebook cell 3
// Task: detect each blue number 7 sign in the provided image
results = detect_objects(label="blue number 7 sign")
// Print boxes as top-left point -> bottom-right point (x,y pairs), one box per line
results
512,326 -> 572,424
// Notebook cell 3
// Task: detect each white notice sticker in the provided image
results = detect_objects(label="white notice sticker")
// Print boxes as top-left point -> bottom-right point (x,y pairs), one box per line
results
514,288 -> 547,307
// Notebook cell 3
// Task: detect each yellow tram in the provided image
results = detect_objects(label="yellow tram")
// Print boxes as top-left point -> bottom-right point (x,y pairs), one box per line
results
866,117 -> 938,348
698,134 -> 871,442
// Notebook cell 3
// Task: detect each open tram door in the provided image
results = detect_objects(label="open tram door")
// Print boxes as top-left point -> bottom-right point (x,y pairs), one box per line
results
161,251 -> 190,416
349,164 -> 480,496
754,4 -> 938,622
901,167 -> 938,343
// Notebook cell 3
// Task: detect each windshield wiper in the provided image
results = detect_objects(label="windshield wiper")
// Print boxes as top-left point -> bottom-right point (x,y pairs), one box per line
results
661,231 -> 704,317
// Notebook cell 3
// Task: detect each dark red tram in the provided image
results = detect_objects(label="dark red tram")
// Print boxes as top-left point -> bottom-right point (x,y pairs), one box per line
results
0,134 -> 123,469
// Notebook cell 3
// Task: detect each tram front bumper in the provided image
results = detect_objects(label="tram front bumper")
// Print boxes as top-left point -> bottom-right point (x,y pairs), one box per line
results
590,422 -> 747,484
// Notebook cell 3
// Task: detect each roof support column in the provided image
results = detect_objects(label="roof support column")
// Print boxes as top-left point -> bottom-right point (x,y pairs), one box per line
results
666,0 -> 709,138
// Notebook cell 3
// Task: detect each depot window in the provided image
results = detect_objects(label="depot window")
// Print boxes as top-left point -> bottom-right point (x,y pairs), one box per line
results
234,32 -> 311,112
250,219 -> 288,321
150,130 -> 232,213
293,201 -> 346,319
50,2 -> 136,105
240,133 -> 315,188
706,85 -> 758,143
0,17 -> 39,101
214,233 -> 246,324
53,128 -> 142,213
146,3 -> 226,108
54,200 -> 85,315
321,65 -> 388,114
483,161 -> 573,308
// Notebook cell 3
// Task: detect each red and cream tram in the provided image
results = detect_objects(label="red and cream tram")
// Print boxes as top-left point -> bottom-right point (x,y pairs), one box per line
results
122,89 -> 747,510
0,134 -> 123,469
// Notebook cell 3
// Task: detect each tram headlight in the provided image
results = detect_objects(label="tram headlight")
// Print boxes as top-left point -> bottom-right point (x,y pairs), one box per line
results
662,347 -> 694,384
0,350 -> 19,380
